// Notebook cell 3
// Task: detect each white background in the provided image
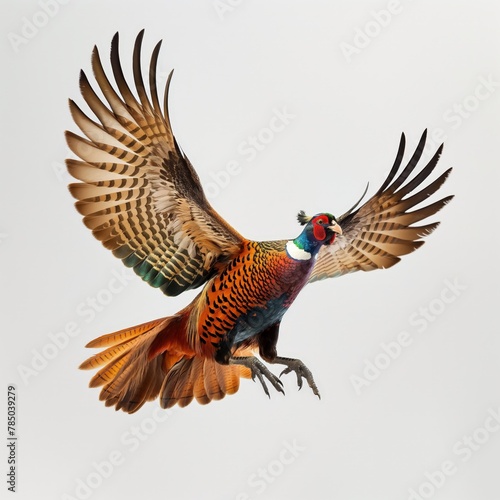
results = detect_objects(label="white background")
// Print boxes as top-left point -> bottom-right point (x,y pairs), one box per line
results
1,1 -> 499,499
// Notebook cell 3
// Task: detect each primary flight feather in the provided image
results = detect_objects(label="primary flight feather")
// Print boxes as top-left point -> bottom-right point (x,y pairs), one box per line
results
66,31 -> 453,413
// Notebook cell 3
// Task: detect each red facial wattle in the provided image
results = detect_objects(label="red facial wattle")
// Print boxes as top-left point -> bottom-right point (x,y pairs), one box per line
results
312,215 -> 329,241
313,224 -> 326,241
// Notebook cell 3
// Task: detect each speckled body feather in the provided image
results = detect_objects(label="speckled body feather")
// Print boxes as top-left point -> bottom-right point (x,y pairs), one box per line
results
196,240 -> 314,355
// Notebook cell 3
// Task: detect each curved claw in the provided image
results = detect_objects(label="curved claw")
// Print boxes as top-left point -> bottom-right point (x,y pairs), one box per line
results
279,366 -> 303,390
230,356 -> 285,398
276,357 -> 321,399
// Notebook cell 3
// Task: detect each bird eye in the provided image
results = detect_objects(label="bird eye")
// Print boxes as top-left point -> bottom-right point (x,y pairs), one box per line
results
317,219 -> 324,225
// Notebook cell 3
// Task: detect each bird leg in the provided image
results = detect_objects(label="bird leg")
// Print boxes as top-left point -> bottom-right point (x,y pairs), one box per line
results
271,356 -> 320,399
229,356 -> 284,398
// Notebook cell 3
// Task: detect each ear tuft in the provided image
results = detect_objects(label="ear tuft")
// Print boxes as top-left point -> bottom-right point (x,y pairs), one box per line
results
297,210 -> 312,226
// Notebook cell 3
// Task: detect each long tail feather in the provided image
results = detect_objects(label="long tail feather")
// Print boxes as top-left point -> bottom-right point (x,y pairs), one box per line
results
81,316 -> 252,412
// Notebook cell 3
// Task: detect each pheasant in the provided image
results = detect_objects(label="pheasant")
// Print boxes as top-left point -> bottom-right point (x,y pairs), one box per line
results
66,31 -> 453,413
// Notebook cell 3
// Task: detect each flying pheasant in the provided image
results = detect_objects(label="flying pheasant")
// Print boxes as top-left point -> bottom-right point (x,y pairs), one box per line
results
66,31 -> 453,413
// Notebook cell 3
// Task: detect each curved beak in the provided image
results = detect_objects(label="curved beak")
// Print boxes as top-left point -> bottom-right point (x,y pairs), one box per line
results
328,221 -> 343,235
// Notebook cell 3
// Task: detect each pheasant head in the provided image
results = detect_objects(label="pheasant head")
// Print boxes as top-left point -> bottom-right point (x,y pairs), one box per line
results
286,212 -> 343,261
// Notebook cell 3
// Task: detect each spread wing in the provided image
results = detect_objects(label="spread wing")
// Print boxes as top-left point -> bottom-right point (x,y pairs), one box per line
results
308,130 -> 453,283
66,31 -> 244,296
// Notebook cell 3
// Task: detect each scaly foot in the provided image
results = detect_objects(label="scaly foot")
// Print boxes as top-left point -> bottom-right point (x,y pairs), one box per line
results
273,356 -> 320,398
229,356 -> 284,398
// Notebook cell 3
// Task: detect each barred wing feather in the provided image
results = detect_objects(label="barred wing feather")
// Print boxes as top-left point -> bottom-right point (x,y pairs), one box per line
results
309,131 -> 453,283
66,31 -> 244,296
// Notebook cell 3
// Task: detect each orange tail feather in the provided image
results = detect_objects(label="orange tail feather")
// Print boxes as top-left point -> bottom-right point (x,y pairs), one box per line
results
80,316 -> 251,413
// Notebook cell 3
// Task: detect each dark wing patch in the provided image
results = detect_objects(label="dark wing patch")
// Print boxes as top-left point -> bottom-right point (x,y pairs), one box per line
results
66,31 -> 244,296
